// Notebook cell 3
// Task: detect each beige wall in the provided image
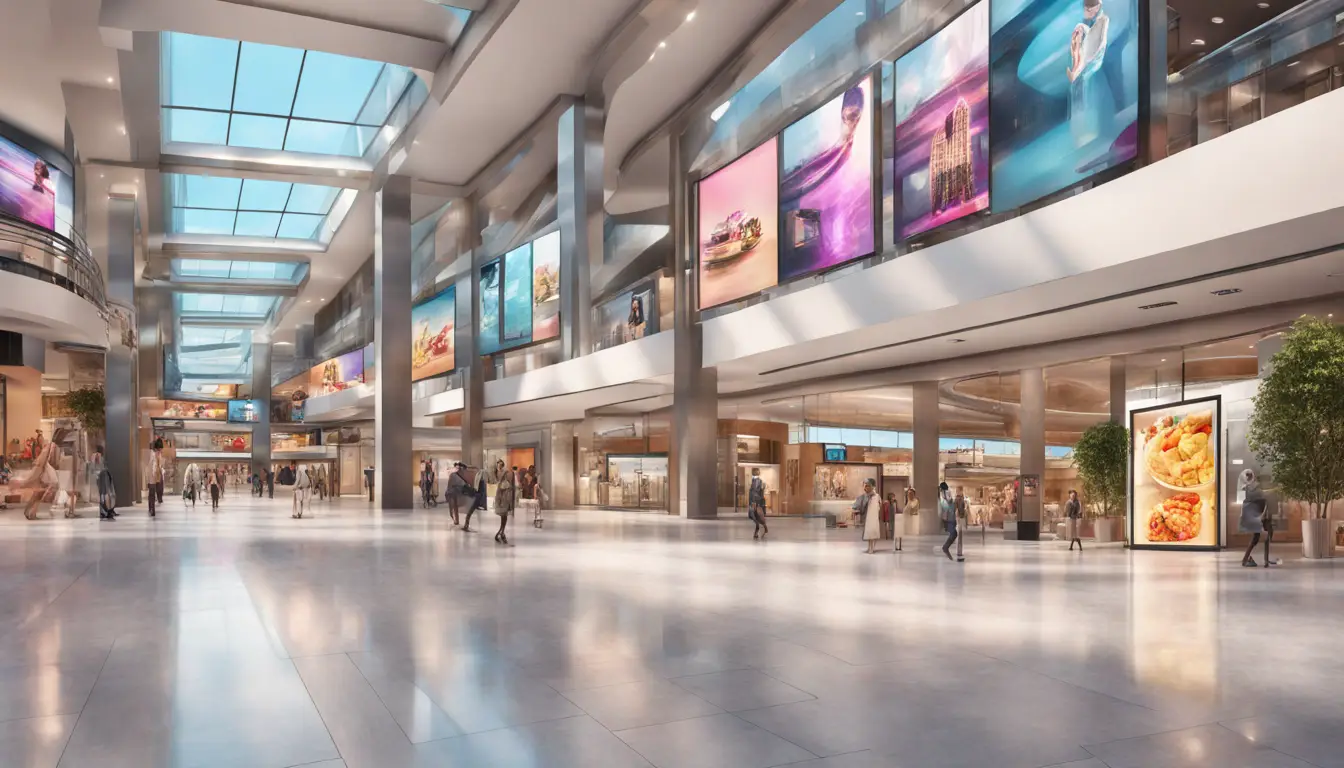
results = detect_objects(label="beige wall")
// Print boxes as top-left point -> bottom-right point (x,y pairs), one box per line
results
1,366 -> 43,456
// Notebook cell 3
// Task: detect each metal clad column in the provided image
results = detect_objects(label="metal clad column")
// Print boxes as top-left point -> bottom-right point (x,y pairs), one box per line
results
374,175 -> 414,509
912,381 -> 941,535
1110,356 -> 1128,424
1019,367 -> 1046,541
104,194 -> 138,503
251,333 -> 272,477
670,129 -> 717,519
456,212 -> 484,469
557,100 -> 599,360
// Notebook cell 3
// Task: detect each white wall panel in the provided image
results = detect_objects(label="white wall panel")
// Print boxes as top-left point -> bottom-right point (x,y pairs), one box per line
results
482,330 -> 675,408
0,272 -> 108,348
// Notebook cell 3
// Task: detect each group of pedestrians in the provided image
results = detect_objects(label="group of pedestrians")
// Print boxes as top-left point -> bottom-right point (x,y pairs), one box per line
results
181,463 -> 226,512
438,459 -> 545,546
851,481 -> 970,562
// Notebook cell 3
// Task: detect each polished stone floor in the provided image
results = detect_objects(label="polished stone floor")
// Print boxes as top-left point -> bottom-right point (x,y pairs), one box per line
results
0,493 -> 1341,768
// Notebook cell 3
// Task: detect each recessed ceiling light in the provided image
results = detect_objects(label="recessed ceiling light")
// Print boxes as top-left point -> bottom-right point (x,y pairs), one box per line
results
658,41 -> 667,49
304,300 -> 312,304
106,76 -> 115,84
1160,359 -> 1167,362
1211,288 -> 1242,296
1257,2 -> 1269,7
1211,16 -> 1224,23
118,125 -> 126,134
1192,38 -> 1206,46
710,100 -> 731,122
1139,301 -> 1178,310
1288,60 -> 1300,67
99,173 -> 104,179
685,10 -> 696,21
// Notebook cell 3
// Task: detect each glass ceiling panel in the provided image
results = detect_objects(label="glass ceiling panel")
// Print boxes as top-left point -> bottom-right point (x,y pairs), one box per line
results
177,293 -> 278,317
173,259 -> 303,282
164,172 -> 344,241
161,31 -> 421,159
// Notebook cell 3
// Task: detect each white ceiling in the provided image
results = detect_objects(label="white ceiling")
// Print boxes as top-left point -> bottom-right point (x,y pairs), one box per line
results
226,0 -> 461,40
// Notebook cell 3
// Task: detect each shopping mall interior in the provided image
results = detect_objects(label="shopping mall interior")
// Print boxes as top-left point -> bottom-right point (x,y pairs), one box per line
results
3,0 -> 1344,766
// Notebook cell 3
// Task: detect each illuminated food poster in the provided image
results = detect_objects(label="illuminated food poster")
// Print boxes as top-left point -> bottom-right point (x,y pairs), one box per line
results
0,134 -> 58,231
532,231 -> 561,341
1129,397 -> 1221,550
895,2 -> 990,239
778,78 -> 875,281
310,349 -> 364,396
502,243 -> 533,345
990,0 -> 1139,211
479,258 -> 502,356
411,285 -> 455,382
696,138 -> 779,310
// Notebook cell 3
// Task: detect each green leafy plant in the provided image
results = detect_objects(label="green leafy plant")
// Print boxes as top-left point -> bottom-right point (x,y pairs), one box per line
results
63,386 -> 106,433
1072,421 -> 1130,518
1248,316 -> 1344,520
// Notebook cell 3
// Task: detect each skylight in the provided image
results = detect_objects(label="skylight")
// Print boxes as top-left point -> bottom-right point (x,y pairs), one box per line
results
164,173 -> 348,241
160,32 -> 423,159
175,327 -> 253,377
177,293 -> 280,319
172,259 -> 305,283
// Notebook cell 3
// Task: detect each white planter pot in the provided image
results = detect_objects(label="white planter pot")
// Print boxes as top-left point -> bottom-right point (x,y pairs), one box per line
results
1301,518 -> 1336,559
1094,518 -> 1122,543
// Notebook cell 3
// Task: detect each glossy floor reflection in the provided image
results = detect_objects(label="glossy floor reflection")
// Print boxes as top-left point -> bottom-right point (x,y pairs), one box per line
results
1,495 -> 1342,768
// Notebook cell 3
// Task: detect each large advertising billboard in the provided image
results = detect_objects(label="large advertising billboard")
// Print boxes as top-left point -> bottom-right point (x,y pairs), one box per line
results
895,3 -> 990,239
479,258 -> 502,356
502,242 -> 533,346
411,285 -> 455,382
594,282 -> 657,351
989,0 -> 1139,212
778,78 -> 875,282
532,231 -> 561,341
310,349 -> 364,395
696,138 -> 780,310
0,134 -> 59,232
1129,396 -> 1222,550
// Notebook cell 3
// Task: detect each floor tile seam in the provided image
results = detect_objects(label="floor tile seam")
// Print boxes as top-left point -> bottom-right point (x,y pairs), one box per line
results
574,705 -> 733,739
345,651 -> 422,746
13,561 -> 96,637
411,712 -> 591,747
1077,719 -> 1263,754
750,666 -> 832,702
52,637 -> 114,767
286,655 -> 345,765
969,649 -> 1161,713
726,710 -> 823,763
771,749 -> 874,767
1212,720 -> 1329,768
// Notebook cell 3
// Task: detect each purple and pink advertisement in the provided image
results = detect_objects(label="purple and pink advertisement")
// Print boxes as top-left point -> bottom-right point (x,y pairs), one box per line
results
895,2 -> 991,239
0,135 -> 57,232
778,78 -> 875,282
697,138 -> 780,310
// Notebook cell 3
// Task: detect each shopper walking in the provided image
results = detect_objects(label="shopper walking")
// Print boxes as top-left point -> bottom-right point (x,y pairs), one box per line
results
266,467 -> 275,499
146,439 -> 165,518
1065,489 -> 1083,551
90,446 -> 117,521
208,469 -> 221,511
857,479 -> 881,554
446,462 -> 467,526
463,465 -> 487,532
494,466 -> 516,545
886,492 -> 903,551
292,463 -> 311,519
748,467 -> 769,539
1239,469 -> 1276,567
939,482 -> 958,561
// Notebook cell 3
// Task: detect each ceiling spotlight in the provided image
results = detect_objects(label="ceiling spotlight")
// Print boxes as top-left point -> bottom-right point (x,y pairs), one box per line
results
106,76 -> 115,84
710,100 -> 731,122
1160,359 -> 1167,363
118,125 -> 127,134
99,173 -> 104,179
659,41 -> 667,49
1257,2 -> 1269,7
1211,16 -> 1224,23
304,300 -> 312,304
1192,38 -> 1206,46
685,10 -> 696,21
1287,60 -> 1301,67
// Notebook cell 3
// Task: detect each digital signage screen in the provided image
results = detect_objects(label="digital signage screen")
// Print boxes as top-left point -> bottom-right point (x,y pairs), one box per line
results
411,285 -> 455,382
1129,396 -> 1222,550
479,258 -> 502,356
532,231 -> 561,341
696,138 -> 779,310
502,243 -> 533,346
226,399 -> 263,424
0,134 -> 60,232
895,2 -> 991,239
778,78 -> 875,282
594,283 -> 656,351
990,0 -> 1139,212
310,349 -> 364,396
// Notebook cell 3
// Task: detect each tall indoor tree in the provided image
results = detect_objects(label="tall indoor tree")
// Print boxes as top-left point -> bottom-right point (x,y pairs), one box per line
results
1072,421 -> 1130,520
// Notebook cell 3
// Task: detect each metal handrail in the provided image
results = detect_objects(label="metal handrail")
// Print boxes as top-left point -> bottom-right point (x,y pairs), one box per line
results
0,212 -> 106,310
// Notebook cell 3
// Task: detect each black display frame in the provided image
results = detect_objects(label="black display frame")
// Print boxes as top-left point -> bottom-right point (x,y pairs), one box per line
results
410,282 -> 458,384
1128,394 -> 1224,552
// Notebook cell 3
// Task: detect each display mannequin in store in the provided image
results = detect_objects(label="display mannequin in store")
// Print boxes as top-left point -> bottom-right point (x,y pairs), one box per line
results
859,479 -> 881,554
749,468 -> 769,539
1065,490 -> 1083,551
940,482 -> 958,561
1239,469 -> 1277,567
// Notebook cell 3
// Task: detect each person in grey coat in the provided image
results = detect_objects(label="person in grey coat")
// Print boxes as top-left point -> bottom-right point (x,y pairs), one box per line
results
1239,469 -> 1275,567
1065,490 -> 1083,551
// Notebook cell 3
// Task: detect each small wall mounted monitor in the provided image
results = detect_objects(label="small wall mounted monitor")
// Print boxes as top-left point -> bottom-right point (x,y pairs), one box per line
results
824,444 -> 847,462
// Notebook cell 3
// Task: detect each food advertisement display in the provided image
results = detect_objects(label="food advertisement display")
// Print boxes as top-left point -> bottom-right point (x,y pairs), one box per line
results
778,78 -> 874,282
502,242 -> 534,345
531,231 -> 561,341
411,285 -> 455,382
310,349 -> 364,395
894,2 -> 990,239
696,138 -> 779,310
479,258 -> 502,356
1130,397 -> 1221,550
989,0 -> 1139,212
0,134 -> 60,232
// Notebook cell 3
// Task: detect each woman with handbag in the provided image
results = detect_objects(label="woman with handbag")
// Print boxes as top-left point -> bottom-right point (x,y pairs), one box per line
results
1239,469 -> 1276,567
1064,489 -> 1083,551
494,466 -> 517,545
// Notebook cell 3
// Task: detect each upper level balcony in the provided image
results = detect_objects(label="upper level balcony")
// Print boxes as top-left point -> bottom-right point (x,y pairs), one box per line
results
0,213 -> 108,349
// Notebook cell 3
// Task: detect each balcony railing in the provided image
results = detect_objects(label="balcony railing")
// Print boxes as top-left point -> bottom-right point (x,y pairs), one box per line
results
0,213 -> 106,310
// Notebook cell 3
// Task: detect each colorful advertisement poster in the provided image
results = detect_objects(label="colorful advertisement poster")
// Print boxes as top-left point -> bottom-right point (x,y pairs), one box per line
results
697,138 -> 779,310
226,399 -> 262,423
895,2 -> 990,239
778,79 -> 875,282
594,283 -> 656,350
502,243 -> 533,345
532,231 -> 561,341
1130,397 -> 1222,550
310,349 -> 364,396
411,286 -> 455,382
990,0 -> 1139,212
0,135 -> 57,231
479,258 -> 502,355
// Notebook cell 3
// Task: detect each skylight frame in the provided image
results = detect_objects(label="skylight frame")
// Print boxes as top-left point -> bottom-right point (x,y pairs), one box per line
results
163,173 -> 352,244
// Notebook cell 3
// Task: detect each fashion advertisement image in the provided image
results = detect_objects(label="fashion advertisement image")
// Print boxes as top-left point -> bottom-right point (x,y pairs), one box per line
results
531,231 -> 561,341
895,2 -> 990,239
779,79 -> 875,281
1130,397 -> 1221,549
0,135 -> 57,231
479,258 -> 502,355
595,286 -> 655,349
310,350 -> 364,395
989,0 -> 1139,212
411,286 -> 456,382
503,242 -> 533,345
697,138 -> 780,310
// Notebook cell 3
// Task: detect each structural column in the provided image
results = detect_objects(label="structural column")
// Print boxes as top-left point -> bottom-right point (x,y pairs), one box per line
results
1018,367 -> 1046,541
250,333 -> 272,478
456,224 -> 484,469
373,175 -> 414,509
1110,356 -> 1128,424
556,99 -> 600,360
104,194 -> 138,503
669,129 -> 717,519
912,381 -> 941,535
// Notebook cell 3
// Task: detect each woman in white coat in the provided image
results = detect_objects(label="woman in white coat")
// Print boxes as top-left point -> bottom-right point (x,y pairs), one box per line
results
861,478 -> 882,554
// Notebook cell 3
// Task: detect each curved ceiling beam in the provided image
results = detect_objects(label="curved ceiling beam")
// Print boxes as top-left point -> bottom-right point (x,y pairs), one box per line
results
584,0 -> 698,111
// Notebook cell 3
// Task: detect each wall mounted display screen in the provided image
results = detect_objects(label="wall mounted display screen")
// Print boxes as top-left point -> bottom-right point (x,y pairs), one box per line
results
594,283 -> 657,350
531,231 -> 561,341
479,258 -> 502,356
362,342 -> 375,384
1129,396 -> 1222,550
696,138 -> 780,310
310,349 -> 364,396
778,78 -> 875,282
411,285 -> 455,382
895,2 -> 990,239
823,444 -> 847,462
226,399 -> 263,423
989,0 -> 1139,212
0,134 -> 61,232
502,243 -> 534,346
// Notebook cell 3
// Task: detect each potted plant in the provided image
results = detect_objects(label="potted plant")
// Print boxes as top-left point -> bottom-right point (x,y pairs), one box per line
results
1248,317 -> 1344,559
1072,421 -> 1129,543
63,386 -> 107,439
